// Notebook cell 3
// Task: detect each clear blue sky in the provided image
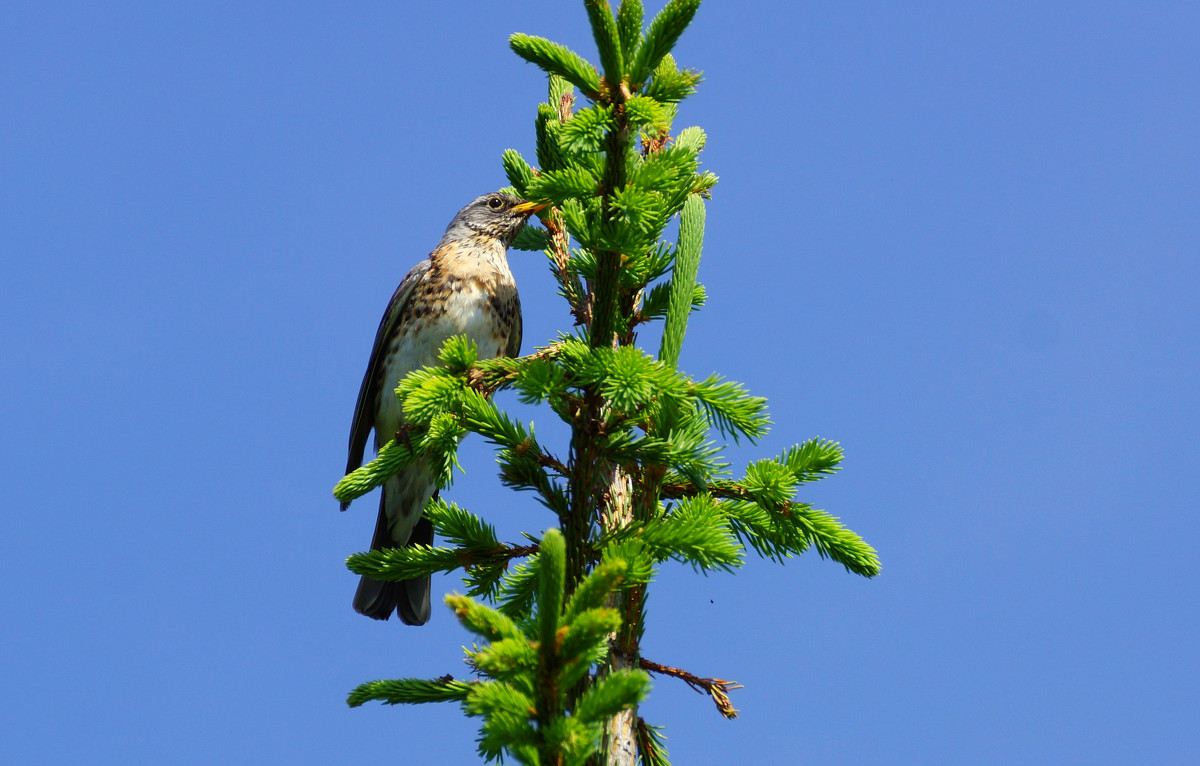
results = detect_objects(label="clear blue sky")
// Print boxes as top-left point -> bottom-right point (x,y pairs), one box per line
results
3,2 -> 1197,764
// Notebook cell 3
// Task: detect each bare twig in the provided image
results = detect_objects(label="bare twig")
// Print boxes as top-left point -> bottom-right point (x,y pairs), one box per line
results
542,209 -> 591,326
638,657 -> 741,719
511,439 -> 569,477
557,90 -> 574,122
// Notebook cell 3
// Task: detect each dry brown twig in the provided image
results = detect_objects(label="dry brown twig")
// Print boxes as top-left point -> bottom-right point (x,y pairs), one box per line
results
637,657 -> 742,719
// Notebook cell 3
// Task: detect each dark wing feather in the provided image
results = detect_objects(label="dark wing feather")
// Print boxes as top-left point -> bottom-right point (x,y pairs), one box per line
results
506,292 -> 523,359
342,259 -> 432,509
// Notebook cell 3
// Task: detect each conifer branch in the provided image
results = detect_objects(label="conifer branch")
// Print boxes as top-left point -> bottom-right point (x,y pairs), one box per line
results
658,480 -> 881,577
584,0 -> 625,86
616,1 -> 644,61
628,0 -> 702,84
347,677 -> 474,707
341,5 -> 880,764
463,343 -> 568,394
346,540 -> 539,587
657,194 -> 700,369
635,717 -> 671,766
510,34 -> 602,96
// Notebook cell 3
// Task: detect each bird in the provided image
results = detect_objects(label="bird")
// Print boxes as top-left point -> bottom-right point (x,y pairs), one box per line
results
343,191 -> 547,624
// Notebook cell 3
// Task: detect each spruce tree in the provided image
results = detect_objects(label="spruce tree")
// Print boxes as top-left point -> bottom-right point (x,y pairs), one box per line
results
335,2 -> 880,763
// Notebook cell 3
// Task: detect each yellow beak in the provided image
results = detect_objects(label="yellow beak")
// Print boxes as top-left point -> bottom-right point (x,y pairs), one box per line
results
511,200 -> 551,215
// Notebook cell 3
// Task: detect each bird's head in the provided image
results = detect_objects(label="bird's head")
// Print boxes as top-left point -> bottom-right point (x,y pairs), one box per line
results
441,191 -> 549,248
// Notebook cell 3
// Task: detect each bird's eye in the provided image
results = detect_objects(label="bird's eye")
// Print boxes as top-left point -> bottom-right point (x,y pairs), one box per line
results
487,197 -> 504,210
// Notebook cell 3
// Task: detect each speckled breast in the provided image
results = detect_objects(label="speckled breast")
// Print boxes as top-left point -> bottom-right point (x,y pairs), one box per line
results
374,269 -> 520,436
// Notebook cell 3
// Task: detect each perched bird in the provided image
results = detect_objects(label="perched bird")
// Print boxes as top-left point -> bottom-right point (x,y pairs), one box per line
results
343,192 -> 546,624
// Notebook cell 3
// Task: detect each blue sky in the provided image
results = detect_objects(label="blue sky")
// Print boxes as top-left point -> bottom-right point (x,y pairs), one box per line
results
3,2 -> 1197,763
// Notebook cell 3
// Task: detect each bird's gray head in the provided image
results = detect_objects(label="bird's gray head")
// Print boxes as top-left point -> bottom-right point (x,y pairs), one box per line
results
438,191 -> 548,249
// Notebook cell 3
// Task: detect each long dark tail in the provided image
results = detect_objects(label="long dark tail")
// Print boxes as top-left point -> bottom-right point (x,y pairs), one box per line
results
352,492 -> 434,625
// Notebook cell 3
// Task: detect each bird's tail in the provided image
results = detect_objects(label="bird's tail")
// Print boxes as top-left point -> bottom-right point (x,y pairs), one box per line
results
352,474 -> 436,625
352,518 -> 433,625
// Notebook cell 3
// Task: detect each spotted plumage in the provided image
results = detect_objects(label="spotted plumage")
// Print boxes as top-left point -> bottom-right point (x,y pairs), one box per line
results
343,192 -> 545,624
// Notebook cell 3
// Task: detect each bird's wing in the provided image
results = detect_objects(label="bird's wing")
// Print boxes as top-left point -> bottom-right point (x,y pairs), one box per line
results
506,291 -> 523,359
342,258 -> 432,506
